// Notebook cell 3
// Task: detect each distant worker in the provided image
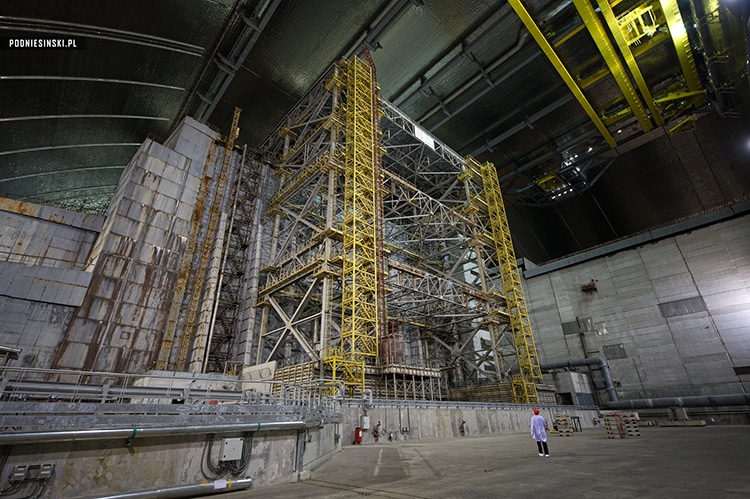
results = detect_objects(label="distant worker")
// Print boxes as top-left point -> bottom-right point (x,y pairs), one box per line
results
459,418 -> 468,436
530,408 -> 550,457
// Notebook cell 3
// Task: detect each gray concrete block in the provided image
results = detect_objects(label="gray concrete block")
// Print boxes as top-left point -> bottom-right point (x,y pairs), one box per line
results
117,302 -> 143,324
158,177 -> 183,200
121,282 -> 145,305
39,281 -> 59,302
55,341 -> 90,369
85,297 -> 113,322
143,225 -> 167,247
5,275 -> 33,300
153,193 -> 177,214
67,285 -> 88,306
135,242 -> 158,264
110,217 -> 139,239
101,253 -> 128,276
175,203 -> 194,225
148,141 -> 170,164
64,319 -> 99,344
134,329 -> 159,351
167,149 -> 185,170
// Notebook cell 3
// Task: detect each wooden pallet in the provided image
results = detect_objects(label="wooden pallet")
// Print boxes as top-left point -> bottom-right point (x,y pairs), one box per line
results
554,414 -> 573,436
604,412 -> 642,438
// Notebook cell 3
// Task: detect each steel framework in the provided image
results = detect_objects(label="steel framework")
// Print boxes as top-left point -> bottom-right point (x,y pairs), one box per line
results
236,56 -> 541,402
324,56 -> 379,396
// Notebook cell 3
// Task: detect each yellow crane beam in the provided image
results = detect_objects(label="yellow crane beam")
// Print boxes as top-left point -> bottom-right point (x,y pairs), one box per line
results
508,0 -> 617,148
573,0 -> 655,132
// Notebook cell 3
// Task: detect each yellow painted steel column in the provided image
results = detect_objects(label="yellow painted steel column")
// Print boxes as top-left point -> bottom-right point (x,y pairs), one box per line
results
573,0 -> 654,132
466,156 -> 543,404
324,56 -> 379,396
659,0 -> 704,93
594,0 -> 665,126
509,0 -> 617,148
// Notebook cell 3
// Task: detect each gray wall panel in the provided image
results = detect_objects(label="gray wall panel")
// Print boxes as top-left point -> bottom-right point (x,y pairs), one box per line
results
526,214 -> 750,402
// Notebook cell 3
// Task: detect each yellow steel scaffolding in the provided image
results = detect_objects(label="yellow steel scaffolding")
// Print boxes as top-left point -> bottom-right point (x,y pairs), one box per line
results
324,56 -> 379,396
468,156 -> 543,404
256,56 -> 542,402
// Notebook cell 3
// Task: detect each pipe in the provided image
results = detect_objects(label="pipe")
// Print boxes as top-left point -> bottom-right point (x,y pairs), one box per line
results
607,393 -> 750,410
0,419 -> 324,445
541,358 -> 619,402
94,478 -> 253,499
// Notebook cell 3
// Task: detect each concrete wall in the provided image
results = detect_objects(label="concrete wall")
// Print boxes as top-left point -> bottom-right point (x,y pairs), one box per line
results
1,402 -> 595,497
0,198 -> 102,271
4,428 -> 310,498
50,118 -> 233,374
0,199 -> 103,368
524,214 -> 750,402
340,402 -> 599,446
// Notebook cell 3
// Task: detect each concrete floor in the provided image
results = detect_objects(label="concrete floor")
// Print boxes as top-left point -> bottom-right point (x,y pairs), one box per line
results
217,425 -> 750,498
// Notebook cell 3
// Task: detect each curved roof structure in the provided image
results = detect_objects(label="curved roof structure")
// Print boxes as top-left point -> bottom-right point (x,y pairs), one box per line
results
2,0 -> 749,265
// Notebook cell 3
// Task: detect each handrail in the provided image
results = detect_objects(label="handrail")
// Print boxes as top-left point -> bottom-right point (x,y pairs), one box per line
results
0,366 -> 342,408
0,419 -> 324,445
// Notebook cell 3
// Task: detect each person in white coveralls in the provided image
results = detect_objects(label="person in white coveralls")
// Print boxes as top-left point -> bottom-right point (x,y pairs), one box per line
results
530,407 -> 550,457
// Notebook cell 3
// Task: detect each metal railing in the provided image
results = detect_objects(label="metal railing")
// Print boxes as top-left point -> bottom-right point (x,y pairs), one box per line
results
0,366 -> 342,410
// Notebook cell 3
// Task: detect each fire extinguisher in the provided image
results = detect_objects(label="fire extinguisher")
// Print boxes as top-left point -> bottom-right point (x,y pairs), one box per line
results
354,426 -> 363,444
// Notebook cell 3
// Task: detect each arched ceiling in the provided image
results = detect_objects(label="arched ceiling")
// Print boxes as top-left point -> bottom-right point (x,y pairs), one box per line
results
2,0 -> 749,265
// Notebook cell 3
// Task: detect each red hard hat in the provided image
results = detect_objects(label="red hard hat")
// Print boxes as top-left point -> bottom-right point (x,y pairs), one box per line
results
533,408 -> 540,414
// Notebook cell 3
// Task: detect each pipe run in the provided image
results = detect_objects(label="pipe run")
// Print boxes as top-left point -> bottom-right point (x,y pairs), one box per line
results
0,419 -> 324,445
607,393 -> 750,410
541,358 -> 619,402
94,478 -> 253,499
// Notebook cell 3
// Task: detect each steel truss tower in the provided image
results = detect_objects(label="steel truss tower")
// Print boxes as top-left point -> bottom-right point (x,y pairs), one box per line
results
244,56 -> 541,402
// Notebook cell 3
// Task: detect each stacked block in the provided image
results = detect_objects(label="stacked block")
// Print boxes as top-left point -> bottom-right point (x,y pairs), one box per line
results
604,411 -> 641,438
554,414 -> 573,436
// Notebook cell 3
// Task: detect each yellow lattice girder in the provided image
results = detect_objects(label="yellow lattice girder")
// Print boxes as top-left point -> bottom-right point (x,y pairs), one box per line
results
176,107 -> 241,372
323,347 -> 365,397
659,0 -> 704,95
324,56 -> 380,396
468,156 -> 543,404
600,0 -> 665,127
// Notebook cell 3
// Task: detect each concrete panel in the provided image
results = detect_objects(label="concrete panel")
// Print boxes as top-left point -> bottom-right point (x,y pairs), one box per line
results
0,261 -> 92,307
64,319 -> 99,344
632,324 -> 674,350
153,192 -> 178,214
525,215 -> 750,400
703,287 -> 750,311
55,341 -> 89,369
247,433 -> 300,486
650,273 -> 698,301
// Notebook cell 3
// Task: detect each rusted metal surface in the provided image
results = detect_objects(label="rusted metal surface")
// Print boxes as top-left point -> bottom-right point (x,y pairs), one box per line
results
157,141 -> 219,371
51,136 -> 213,373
